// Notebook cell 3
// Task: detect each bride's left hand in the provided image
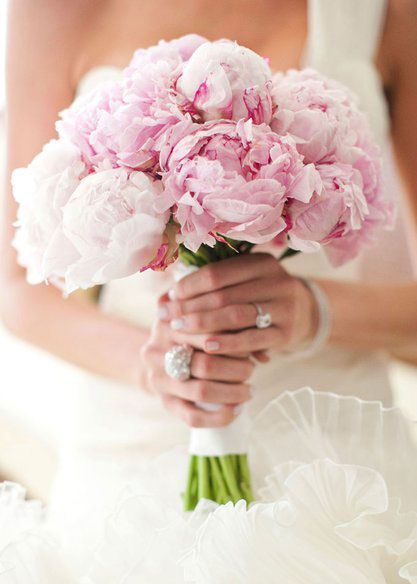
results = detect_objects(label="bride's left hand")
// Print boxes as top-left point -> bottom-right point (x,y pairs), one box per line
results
158,253 -> 319,356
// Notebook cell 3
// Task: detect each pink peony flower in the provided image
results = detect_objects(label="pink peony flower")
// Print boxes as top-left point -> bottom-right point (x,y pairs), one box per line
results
272,69 -> 394,264
271,69 -> 365,165
324,195 -> 396,267
140,220 -> 180,272
287,163 -> 369,253
12,139 -> 87,285
127,34 -> 207,69
57,36 -> 207,173
57,169 -> 169,292
114,64 -> 189,170
159,119 -> 321,251
178,40 -> 273,124
56,81 -> 124,168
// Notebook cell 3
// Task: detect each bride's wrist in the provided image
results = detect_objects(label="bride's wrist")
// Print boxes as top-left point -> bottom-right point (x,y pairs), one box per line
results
289,278 -> 332,357
116,327 -> 151,388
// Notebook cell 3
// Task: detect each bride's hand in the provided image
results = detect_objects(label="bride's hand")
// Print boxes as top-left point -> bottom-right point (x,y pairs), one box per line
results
139,319 -> 253,428
158,253 -> 319,356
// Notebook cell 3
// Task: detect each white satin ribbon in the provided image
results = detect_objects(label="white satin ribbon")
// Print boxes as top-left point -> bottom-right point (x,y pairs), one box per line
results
189,407 -> 250,456
173,261 -> 251,456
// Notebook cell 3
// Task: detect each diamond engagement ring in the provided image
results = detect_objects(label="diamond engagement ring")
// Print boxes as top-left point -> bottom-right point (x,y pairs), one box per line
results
164,345 -> 194,381
252,302 -> 272,329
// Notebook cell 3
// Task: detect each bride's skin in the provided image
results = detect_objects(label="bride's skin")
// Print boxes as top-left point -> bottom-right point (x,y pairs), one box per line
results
2,0 -> 417,428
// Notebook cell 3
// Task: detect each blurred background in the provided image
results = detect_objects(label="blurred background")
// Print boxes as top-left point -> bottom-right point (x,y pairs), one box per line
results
0,3 -> 416,506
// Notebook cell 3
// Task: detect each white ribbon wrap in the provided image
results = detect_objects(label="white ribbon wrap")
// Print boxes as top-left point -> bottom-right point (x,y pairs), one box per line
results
189,407 -> 251,456
173,261 -> 251,456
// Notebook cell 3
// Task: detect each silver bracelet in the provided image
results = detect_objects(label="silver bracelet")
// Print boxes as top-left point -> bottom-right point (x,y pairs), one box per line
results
292,277 -> 332,359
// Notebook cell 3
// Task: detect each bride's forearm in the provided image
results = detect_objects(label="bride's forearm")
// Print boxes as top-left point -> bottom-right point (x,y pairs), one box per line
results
319,279 -> 417,351
1,277 -> 149,386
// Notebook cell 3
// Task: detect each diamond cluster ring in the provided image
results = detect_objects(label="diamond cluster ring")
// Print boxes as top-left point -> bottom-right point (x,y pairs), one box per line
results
252,302 -> 272,329
164,345 -> 194,381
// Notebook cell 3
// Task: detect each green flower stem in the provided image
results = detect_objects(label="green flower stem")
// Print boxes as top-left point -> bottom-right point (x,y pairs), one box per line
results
238,454 -> 254,503
209,456 -> 230,503
219,455 -> 244,503
178,239 -> 256,269
233,454 -> 239,475
197,456 -> 212,500
279,247 -> 300,261
183,455 -> 197,511
183,454 -> 254,510
180,238 -> 267,512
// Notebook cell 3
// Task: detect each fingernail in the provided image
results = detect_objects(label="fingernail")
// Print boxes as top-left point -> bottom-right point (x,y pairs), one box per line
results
205,341 -> 220,352
157,305 -> 169,320
168,288 -> 176,301
171,318 -> 185,330
234,405 -> 243,415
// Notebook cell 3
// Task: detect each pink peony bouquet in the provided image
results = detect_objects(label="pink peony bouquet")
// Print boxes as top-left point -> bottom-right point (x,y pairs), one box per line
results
12,35 -> 394,510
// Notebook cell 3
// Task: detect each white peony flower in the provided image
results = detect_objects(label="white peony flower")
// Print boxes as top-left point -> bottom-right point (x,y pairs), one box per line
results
178,40 -> 273,123
12,139 -> 86,285
58,168 -> 169,293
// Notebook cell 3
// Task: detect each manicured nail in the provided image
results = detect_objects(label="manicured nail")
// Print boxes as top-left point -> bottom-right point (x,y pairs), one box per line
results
206,341 -> 220,352
157,305 -> 169,320
171,318 -> 185,330
168,288 -> 176,301
234,405 -> 243,415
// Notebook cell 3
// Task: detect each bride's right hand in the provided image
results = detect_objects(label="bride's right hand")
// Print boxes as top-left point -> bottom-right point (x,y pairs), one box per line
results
139,319 -> 253,428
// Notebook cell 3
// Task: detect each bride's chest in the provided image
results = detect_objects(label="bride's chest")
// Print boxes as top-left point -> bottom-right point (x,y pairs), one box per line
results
78,0 -> 308,77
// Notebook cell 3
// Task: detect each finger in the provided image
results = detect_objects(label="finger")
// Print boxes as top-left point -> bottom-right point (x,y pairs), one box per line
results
156,292 -> 171,320
149,319 -> 184,348
190,352 -> 254,383
146,338 -> 254,380
170,300 -> 284,334
160,277 -> 282,320
150,319 -> 211,351
161,394 -> 239,428
252,351 -> 271,363
170,303 -> 255,333
202,326 -> 283,355
160,375 -> 251,405
169,253 -> 283,301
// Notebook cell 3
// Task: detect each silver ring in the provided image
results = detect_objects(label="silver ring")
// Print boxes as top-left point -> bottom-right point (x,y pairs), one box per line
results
252,302 -> 272,329
164,345 -> 194,381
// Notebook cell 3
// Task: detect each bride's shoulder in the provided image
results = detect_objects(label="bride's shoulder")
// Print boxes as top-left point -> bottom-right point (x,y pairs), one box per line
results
8,1 -> 104,85
69,1 -> 142,88
9,0 -> 101,39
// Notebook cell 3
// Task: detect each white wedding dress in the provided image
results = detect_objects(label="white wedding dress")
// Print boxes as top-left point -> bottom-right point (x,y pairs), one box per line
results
45,0 -> 417,575
3,389 -> 417,582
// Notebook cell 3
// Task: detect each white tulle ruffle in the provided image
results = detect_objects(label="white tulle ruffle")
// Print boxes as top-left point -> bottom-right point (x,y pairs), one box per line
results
1,388 -> 417,583
0,482 -> 71,583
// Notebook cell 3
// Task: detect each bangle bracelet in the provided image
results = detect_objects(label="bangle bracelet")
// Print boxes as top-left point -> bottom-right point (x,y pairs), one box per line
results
292,277 -> 332,359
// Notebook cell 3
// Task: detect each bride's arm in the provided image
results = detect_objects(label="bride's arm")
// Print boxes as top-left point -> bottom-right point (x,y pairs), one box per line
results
318,0 -> 417,352
0,2 -> 149,386
1,2 -> 250,427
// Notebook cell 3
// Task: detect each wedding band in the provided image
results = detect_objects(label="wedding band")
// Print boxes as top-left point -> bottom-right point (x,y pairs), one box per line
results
252,302 -> 272,329
164,345 -> 194,381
